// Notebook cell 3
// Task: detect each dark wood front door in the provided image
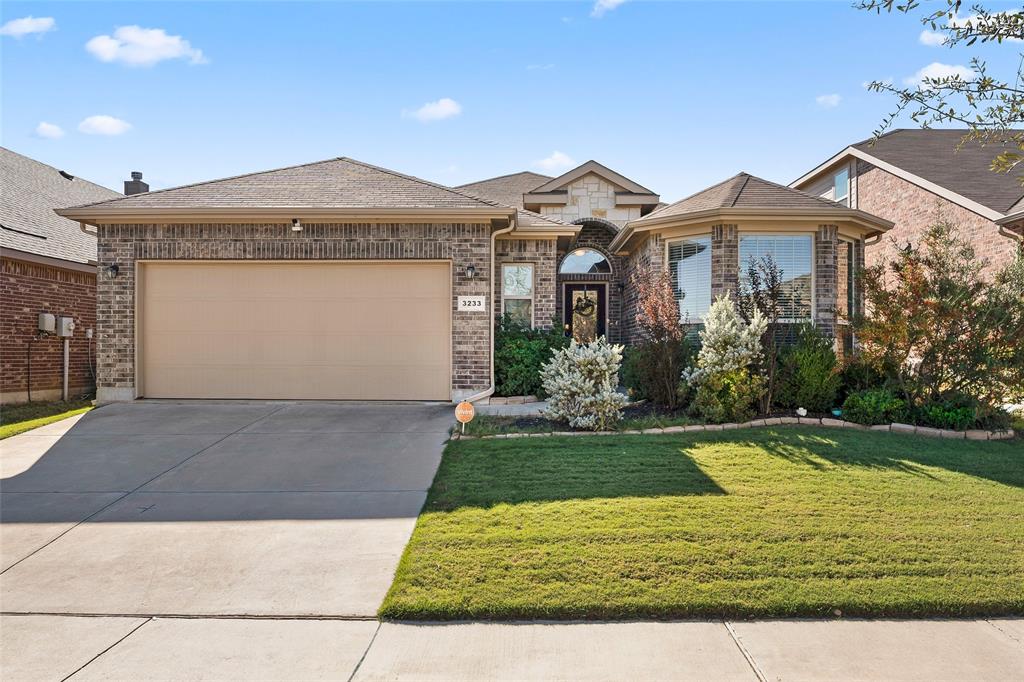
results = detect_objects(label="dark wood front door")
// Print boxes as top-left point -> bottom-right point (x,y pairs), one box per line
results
563,283 -> 607,343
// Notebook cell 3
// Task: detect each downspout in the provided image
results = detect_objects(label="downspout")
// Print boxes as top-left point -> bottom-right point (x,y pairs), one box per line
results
998,224 -> 1024,248
463,219 -> 515,403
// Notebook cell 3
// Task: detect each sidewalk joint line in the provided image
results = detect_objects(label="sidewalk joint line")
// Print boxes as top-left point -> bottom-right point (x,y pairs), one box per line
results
0,405 -> 290,576
61,616 -> 153,681
347,620 -> 382,682
724,620 -> 767,682
985,618 -> 1022,645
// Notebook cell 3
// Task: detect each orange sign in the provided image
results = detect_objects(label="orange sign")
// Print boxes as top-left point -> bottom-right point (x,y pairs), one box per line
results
455,401 -> 475,424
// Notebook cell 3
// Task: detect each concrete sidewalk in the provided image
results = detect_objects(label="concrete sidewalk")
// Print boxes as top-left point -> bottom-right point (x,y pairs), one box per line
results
2,615 -> 1021,680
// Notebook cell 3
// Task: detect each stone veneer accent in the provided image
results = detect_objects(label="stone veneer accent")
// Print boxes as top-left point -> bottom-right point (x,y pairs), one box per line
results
538,173 -> 642,227
95,222 -> 492,402
494,238 -> 557,329
814,224 -> 839,337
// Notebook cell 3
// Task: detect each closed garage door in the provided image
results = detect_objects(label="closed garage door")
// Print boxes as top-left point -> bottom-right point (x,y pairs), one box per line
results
139,261 -> 450,400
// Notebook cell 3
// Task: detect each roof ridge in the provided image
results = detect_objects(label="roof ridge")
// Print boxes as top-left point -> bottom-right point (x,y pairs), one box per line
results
727,173 -> 751,208
651,173 -> 746,216
744,172 -> 848,208
455,170 -> 552,188
64,156 -> 351,211
338,157 -> 506,209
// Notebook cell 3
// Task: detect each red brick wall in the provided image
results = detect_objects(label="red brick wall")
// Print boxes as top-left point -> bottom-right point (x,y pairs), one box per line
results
1,257 -> 97,403
856,161 -> 1021,278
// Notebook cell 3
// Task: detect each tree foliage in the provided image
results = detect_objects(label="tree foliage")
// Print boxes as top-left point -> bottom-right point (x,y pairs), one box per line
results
858,1 -> 1024,181
738,254 -> 784,413
626,267 -> 690,409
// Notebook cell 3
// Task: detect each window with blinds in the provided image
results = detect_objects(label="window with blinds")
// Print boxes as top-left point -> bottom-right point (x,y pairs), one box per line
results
739,235 -> 813,320
668,237 -> 711,323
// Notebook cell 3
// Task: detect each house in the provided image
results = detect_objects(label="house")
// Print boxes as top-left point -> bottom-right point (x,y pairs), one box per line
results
791,129 -> 1024,276
57,157 -> 890,404
0,147 -> 122,404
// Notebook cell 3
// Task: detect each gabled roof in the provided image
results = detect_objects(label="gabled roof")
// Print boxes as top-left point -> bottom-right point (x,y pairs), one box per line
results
0,147 -> 121,265
792,129 -> 1024,219
530,160 -> 656,195
59,157 -> 513,223
456,171 -> 551,209
636,172 -> 847,223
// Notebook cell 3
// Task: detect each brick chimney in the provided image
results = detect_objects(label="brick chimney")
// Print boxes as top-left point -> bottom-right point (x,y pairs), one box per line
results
124,171 -> 149,196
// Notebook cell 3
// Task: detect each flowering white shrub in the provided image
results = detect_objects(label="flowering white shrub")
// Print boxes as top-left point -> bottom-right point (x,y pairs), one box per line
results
542,337 -> 628,431
682,292 -> 768,422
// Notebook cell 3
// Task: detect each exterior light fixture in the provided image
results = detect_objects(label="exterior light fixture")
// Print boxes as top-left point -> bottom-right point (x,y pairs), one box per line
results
465,264 -> 476,279
103,263 -> 120,279
291,218 -> 302,232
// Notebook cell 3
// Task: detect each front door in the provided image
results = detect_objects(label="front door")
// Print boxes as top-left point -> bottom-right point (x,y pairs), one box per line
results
563,283 -> 607,343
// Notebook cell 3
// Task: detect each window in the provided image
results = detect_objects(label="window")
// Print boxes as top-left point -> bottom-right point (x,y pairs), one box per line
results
739,235 -> 813,320
560,248 -> 611,274
502,263 -> 534,326
833,168 -> 850,206
668,237 -> 711,322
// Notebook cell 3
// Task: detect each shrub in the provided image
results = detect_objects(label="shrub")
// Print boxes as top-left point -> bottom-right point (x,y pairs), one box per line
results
738,254 -> 784,412
683,293 -> 767,423
916,399 -> 976,431
841,388 -> 909,426
542,337 -> 628,431
626,267 -> 688,409
775,324 -> 840,413
621,338 -> 695,407
855,222 -> 1024,412
837,354 -> 891,403
494,314 -> 568,397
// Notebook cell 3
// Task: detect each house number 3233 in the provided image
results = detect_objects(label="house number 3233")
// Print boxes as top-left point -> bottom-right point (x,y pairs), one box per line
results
457,296 -> 486,312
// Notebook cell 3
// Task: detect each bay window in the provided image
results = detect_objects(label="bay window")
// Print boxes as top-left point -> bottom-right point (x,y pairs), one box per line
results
739,235 -> 813,321
668,236 -> 711,322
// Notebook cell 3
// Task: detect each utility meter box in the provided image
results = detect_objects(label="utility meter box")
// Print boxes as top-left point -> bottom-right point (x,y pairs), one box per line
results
56,316 -> 75,337
38,312 -> 56,335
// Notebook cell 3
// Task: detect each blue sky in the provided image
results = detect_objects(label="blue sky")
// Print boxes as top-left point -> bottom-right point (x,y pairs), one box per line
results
2,1 -> 1019,201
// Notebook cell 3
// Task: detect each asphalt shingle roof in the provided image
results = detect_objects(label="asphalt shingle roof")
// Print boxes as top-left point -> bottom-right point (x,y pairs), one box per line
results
852,129 -> 1024,214
0,147 -> 121,265
68,157 -> 508,212
455,171 -> 552,209
637,172 -> 846,222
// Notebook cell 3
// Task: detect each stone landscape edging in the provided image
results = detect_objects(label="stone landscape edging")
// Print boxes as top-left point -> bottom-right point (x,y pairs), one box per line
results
454,417 -> 1016,442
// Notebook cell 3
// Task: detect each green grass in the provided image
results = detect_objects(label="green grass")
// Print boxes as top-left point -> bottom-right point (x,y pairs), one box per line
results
461,412 -> 696,437
0,399 -> 93,439
381,427 -> 1024,620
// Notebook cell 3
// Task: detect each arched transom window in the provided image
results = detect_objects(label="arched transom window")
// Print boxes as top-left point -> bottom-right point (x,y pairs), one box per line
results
560,248 -> 611,274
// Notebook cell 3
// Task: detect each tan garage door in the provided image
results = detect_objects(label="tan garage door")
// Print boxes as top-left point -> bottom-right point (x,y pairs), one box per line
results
139,261 -> 450,400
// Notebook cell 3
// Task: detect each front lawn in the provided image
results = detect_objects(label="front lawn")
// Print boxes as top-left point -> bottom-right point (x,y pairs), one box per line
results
381,427 -> 1024,620
0,399 -> 93,439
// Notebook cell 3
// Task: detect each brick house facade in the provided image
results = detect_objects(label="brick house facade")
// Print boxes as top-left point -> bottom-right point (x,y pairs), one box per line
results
1,148 -> 121,404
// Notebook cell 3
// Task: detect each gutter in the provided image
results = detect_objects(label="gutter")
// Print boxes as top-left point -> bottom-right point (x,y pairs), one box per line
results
463,219 -> 516,404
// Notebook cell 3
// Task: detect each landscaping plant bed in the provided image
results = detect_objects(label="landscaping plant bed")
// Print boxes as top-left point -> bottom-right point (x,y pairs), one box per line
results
382,427 -> 1024,620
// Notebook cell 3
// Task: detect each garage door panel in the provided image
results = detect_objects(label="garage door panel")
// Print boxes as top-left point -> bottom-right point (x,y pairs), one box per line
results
141,262 -> 451,400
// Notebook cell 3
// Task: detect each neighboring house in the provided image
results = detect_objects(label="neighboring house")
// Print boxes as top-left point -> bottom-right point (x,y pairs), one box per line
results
58,157 -> 889,404
791,129 -> 1024,277
0,148 -> 122,404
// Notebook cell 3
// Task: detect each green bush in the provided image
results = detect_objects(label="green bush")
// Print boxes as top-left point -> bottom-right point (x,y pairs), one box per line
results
841,388 -> 909,426
837,354 -> 891,403
916,399 -> 976,431
775,325 -> 840,413
494,315 -> 568,398
621,338 -> 695,408
691,368 -> 764,423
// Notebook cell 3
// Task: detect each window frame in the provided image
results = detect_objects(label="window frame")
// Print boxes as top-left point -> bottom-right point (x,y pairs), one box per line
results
559,247 -> 612,275
737,232 -> 816,324
664,234 -> 713,323
501,262 -> 535,328
833,167 -> 850,206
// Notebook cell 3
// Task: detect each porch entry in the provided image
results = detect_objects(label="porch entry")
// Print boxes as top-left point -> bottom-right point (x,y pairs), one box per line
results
562,283 -> 607,343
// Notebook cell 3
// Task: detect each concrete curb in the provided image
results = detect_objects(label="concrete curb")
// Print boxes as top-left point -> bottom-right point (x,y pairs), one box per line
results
452,418 -> 1016,442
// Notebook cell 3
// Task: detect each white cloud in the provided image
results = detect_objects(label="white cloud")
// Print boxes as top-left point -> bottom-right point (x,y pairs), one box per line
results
591,0 -> 627,18
78,115 -> 132,136
404,97 -> 462,122
35,121 -> 64,139
86,26 -> 206,66
815,94 -> 842,109
0,16 -> 55,38
918,29 -> 947,46
534,151 -> 577,172
903,62 -> 975,87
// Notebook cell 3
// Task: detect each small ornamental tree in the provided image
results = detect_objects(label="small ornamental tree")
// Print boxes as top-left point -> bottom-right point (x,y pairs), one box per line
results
542,337 -> 628,431
738,254 -> 784,412
625,267 -> 690,409
683,292 -> 768,423
854,222 -> 1024,412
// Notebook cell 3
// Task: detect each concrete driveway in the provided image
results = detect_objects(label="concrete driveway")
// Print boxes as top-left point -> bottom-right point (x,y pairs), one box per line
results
1,401 -> 450,620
